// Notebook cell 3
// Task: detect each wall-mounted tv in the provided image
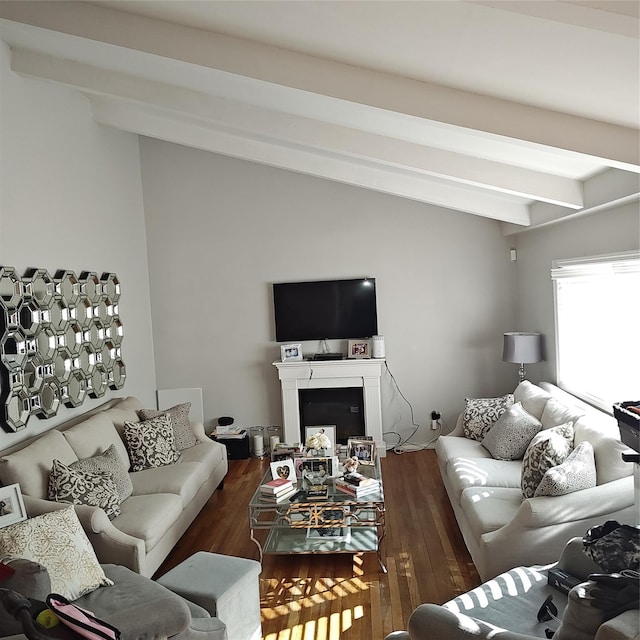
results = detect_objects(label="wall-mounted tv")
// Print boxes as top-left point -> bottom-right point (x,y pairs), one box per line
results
273,277 -> 378,342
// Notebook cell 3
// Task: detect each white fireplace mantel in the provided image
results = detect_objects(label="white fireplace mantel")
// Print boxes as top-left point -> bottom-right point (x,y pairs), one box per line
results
273,359 -> 385,455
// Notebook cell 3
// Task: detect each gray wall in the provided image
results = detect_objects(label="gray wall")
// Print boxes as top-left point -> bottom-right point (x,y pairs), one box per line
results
513,201 -> 640,383
139,138 -> 517,444
0,41 -> 157,450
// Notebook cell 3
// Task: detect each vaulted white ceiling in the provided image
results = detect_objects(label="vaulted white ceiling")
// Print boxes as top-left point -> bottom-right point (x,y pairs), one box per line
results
1,0 -> 638,231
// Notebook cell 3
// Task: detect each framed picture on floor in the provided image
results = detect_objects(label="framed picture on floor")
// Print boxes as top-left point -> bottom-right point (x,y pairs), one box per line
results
0,483 -> 26,529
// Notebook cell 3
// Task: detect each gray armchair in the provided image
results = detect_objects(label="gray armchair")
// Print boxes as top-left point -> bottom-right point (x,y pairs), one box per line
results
385,538 -> 639,640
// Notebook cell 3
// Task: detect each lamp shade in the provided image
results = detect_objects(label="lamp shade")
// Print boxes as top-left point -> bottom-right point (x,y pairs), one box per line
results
502,332 -> 542,364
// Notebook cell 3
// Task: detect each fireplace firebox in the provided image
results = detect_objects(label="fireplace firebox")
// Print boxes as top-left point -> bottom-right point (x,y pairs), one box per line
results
299,388 -> 365,444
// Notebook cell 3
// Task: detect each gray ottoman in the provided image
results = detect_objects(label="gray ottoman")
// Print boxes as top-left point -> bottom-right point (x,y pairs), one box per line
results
157,552 -> 262,640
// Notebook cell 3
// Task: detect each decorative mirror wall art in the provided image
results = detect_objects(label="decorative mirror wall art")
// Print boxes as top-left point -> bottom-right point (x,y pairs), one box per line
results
0,267 -> 126,432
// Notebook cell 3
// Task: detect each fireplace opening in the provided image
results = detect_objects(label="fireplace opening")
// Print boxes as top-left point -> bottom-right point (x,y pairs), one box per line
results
299,387 -> 365,445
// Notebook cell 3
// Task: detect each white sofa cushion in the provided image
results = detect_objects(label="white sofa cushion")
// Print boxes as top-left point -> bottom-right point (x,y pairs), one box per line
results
541,397 -> 585,429
534,441 -> 597,497
513,380 -> 552,420
460,487 -> 523,538
113,493 -> 183,552
447,457 -> 522,501
574,416 -> 633,484
436,435 -> 492,466
0,430 -> 78,499
481,402 -> 542,460
63,412 -> 131,473
521,422 -> 574,498
130,462 -> 205,506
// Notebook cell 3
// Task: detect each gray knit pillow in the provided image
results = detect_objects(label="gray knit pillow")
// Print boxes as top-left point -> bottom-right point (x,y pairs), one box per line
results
70,444 -> 133,502
138,402 -> 196,450
481,402 -> 542,460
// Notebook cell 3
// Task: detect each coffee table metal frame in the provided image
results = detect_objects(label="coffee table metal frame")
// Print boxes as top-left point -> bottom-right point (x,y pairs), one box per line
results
249,460 -> 387,572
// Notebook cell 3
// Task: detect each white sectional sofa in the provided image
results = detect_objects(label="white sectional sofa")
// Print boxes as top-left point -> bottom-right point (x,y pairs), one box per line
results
435,381 -> 636,581
0,396 -> 228,577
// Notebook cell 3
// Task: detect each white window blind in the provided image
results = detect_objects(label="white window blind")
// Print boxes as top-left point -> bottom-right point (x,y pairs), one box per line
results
551,251 -> 640,412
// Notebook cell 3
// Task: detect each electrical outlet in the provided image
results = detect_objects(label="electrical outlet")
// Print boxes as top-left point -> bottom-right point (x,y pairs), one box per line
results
431,410 -> 441,430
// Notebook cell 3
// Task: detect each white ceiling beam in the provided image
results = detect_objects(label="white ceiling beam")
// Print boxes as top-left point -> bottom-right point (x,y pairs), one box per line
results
0,4 -> 638,171
90,96 -> 531,226
9,47 -> 584,210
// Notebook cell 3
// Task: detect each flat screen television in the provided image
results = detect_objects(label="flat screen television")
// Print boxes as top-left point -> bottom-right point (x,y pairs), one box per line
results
273,277 -> 378,342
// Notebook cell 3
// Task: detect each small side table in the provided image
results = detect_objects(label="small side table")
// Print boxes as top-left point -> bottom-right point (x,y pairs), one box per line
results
211,433 -> 250,459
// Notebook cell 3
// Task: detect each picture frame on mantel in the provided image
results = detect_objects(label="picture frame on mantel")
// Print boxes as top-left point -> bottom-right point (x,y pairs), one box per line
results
281,343 -> 303,362
347,339 -> 371,359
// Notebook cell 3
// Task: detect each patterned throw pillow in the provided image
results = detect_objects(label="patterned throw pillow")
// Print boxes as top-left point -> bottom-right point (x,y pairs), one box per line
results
70,444 -> 133,502
123,414 -> 179,472
0,506 -> 113,600
481,402 -> 542,460
463,394 -> 514,441
521,422 -> 574,498
138,402 -> 196,450
48,459 -> 121,520
534,441 -> 596,497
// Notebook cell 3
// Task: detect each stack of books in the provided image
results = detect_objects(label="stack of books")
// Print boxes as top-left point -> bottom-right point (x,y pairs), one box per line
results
259,477 -> 296,502
334,472 -> 380,498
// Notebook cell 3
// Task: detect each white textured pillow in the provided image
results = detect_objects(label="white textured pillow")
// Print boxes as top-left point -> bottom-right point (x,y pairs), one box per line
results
463,394 -> 514,441
0,506 -> 113,600
535,441 -> 597,497
123,414 -> 179,471
481,402 -> 542,460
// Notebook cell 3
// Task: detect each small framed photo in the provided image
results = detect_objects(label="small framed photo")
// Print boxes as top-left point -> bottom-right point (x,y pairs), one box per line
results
281,344 -> 303,362
347,438 -> 376,466
348,339 -> 371,359
0,483 -> 26,529
300,456 -> 334,484
305,425 -> 336,454
270,458 -> 296,482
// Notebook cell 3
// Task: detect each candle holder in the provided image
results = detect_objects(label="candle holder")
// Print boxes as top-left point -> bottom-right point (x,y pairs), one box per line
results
250,426 -> 265,458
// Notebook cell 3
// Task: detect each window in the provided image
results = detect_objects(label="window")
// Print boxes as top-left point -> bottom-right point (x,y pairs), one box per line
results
551,251 -> 640,412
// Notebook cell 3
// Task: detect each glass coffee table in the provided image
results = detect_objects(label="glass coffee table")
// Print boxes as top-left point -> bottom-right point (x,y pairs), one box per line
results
248,456 -> 387,572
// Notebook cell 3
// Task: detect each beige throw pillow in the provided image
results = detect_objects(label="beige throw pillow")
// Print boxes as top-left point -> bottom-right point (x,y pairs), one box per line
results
0,506 -> 113,600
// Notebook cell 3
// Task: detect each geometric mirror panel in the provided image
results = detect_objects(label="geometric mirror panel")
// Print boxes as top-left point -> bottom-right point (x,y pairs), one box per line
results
0,266 -> 125,432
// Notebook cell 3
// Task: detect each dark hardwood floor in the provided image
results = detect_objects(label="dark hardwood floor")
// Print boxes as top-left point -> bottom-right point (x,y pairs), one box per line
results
155,449 -> 481,639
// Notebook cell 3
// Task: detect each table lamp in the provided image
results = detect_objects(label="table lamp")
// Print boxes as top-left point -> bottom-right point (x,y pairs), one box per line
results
502,332 -> 542,382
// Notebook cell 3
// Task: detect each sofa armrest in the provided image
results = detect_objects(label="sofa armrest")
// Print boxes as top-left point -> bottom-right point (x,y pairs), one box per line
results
595,609 -> 639,640
512,476 -> 634,528
556,537 -> 602,580
404,603 -> 542,640
23,496 -> 145,574
191,421 -> 210,443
